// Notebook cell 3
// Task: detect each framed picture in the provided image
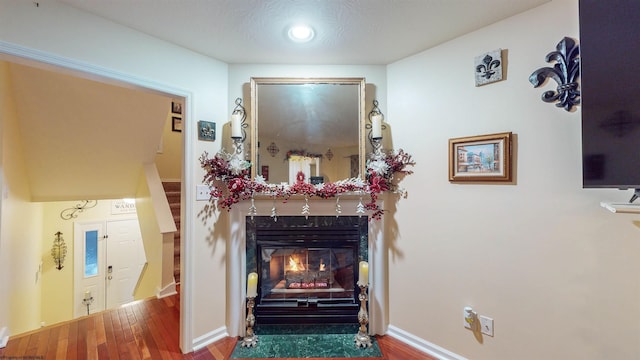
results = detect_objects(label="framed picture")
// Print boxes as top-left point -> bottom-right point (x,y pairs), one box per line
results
198,121 -> 216,141
449,132 -> 512,182
172,116 -> 182,132
261,165 -> 269,181
171,101 -> 183,115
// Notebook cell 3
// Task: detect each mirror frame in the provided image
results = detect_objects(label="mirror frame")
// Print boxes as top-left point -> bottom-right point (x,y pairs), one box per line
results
250,77 -> 366,184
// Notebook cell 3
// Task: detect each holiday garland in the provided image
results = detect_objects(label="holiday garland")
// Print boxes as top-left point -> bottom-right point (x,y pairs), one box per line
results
199,148 -> 415,220
284,149 -> 323,161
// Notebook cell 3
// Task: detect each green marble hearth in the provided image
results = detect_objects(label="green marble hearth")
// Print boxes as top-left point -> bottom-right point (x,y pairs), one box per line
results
230,325 -> 382,359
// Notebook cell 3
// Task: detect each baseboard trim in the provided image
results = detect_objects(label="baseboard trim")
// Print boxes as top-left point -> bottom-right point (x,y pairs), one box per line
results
387,325 -> 468,360
0,326 -> 9,348
192,326 -> 228,352
156,281 -> 177,299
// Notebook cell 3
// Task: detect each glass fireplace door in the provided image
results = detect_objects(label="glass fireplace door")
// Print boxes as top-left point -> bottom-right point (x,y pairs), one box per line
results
259,245 -> 356,305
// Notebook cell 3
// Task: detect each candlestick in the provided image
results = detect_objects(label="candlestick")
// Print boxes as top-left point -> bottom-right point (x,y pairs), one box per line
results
371,114 -> 382,139
231,113 -> 243,139
358,261 -> 369,286
354,284 -> 372,348
247,272 -> 258,298
240,296 -> 258,347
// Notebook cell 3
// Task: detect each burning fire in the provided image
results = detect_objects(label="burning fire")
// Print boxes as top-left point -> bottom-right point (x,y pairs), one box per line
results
288,256 -> 305,271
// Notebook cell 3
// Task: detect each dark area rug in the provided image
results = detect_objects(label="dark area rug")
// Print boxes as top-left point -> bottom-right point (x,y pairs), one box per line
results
230,325 -> 383,359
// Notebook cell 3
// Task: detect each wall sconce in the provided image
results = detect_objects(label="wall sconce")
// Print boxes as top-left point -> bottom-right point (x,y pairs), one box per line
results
367,100 -> 386,155
231,97 -> 247,142
51,231 -> 67,270
230,97 -> 248,162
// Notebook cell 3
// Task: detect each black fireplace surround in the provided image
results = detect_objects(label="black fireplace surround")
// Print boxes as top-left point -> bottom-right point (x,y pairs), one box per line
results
246,216 -> 369,325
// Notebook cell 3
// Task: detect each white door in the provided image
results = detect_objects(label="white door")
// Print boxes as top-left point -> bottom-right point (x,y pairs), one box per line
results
105,219 -> 146,308
74,218 -> 146,317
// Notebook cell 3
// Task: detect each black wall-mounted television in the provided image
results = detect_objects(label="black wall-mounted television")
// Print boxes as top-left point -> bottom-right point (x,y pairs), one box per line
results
580,0 -> 640,190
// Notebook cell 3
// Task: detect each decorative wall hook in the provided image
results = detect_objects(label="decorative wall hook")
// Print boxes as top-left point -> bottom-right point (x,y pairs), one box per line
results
266,142 -> 279,157
529,37 -> 580,112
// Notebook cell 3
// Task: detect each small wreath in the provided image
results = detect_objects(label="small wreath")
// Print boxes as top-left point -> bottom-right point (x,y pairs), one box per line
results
296,171 -> 306,183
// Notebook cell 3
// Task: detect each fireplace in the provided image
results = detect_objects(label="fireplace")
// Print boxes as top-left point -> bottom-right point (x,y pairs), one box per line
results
246,216 -> 368,324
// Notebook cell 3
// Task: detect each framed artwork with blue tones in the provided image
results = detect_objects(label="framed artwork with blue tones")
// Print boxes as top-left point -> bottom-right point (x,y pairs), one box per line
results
449,132 -> 512,182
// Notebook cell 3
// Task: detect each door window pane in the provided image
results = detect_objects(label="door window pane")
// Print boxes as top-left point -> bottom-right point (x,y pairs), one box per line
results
85,230 -> 98,277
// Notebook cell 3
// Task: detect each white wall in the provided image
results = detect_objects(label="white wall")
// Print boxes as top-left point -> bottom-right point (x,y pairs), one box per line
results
387,0 -> 640,359
0,0 -> 229,350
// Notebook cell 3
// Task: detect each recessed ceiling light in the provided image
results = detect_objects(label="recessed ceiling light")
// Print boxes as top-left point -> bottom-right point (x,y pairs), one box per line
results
288,24 -> 315,43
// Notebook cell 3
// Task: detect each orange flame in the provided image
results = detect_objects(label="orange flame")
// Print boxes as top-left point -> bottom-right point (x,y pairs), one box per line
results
288,256 -> 305,271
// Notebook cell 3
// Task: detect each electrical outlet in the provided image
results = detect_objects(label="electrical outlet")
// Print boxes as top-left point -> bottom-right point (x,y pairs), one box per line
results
463,307 -> 475,329
196,185 -> 211,201
479,315 -> 494,337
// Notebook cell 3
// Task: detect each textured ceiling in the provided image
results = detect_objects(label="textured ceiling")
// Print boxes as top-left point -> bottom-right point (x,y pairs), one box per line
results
58,0 -> 550,65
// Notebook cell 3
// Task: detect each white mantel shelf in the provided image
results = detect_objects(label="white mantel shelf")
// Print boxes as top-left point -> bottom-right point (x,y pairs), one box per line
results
600,201 -> 640,214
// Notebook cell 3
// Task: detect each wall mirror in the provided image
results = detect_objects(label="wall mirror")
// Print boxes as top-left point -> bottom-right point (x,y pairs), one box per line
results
250,77 -> 366,185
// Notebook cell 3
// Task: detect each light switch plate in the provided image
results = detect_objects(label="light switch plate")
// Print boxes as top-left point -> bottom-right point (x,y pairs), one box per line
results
196,185 -> 211,201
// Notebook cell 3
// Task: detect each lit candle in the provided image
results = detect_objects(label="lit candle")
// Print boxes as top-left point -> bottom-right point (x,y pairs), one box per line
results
247,272 -> 258,298
371,114 -> 382,139
358,261 -> 369,286
231,113 -> 243,139
84,290 -> 91,300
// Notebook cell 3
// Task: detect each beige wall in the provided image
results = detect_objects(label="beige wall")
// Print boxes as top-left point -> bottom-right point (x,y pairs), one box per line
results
155,110 -> 183,181
133,174 -> 163,300
0,61 -> 6,336
256,134 -> 358,184
0,61 -> 44,335
387,0 -> 640,359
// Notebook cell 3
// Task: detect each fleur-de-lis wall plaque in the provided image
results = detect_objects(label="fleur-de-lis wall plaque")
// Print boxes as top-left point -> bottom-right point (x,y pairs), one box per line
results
475,49 -> 503,86
529,37 -> 580,112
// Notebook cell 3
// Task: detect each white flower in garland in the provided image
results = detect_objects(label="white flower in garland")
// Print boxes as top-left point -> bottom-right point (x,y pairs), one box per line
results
367,159 -> 389,176
352,177 -> 366,188
228,156 -> 250,175
254,175 -> 267,185
335,177 -> 366,189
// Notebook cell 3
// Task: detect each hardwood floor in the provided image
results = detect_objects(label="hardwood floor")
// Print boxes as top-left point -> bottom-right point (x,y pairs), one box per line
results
0,294 -> 435,359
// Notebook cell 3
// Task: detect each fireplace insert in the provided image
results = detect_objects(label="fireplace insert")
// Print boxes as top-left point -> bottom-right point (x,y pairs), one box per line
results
246,216 -> 368,325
